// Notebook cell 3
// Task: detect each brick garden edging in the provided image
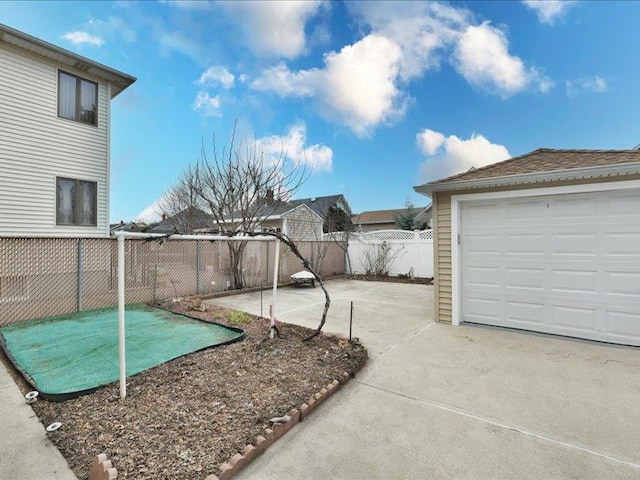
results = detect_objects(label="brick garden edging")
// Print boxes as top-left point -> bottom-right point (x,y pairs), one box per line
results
86,372 -> 357,480
89,453 -> 117,480
205,372 -> 352,480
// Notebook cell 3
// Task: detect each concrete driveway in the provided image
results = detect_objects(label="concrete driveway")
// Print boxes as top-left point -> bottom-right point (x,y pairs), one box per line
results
209,279 -> 640,479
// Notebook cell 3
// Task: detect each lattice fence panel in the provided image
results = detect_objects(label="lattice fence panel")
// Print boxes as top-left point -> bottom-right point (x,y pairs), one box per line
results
0,237 -> 346,326
0,238 -> 78,325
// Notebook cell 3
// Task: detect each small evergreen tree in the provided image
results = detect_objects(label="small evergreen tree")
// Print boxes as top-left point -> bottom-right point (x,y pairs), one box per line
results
394,201 -> 427,230
323,204 -> 353,233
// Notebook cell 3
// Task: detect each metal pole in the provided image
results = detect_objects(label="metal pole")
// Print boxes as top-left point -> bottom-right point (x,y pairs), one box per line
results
266,241 -> 270,280
260,281 -> 264,318
195,241 -> 201,294
76,239 -> 83,312
116,233 -> 127,399
270,239 -> 280,338
349,301 -> 353,342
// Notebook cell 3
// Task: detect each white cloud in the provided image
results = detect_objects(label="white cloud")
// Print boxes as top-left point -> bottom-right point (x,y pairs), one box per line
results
566,76 -> 608,97
196,66 -> 235,89
85,16 -> 137,43
219,0 -> 324,59
61,31 -> 104,47
316,35 -> 405,136
252,34 -> 405,137
193,91 -> 222,117
250,63 -> 316,97
348,2 -> 466,82
151,22 -> 210,65
257,123 -> 332,172
452,22 -> 552,98
251,3 -> 551,136
522,0 -> 575,25
161,0 -> 214,10
417,128 -> 511,182
251,3 -> 551,135
136,199 -> 164,223
417,129 -> 446,155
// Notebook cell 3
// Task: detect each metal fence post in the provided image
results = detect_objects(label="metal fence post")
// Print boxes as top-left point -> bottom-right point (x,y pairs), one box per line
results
77,239 -> 83,312
266,241 -> 270,282
196,241 -> 201,294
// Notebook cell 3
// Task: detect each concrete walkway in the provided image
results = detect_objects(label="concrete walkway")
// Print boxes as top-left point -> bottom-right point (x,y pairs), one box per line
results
0,361 -> 77,480
210,279 -> 640,480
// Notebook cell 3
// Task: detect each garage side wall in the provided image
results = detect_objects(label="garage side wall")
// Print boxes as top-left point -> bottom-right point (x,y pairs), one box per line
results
433,192 -> 452,323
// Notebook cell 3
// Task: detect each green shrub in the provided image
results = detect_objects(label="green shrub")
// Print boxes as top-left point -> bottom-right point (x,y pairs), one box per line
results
227,310 -> 251,326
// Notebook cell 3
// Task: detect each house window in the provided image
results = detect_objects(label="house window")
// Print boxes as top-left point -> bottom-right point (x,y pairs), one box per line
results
56,177 -> 97,226
58,71 -> 98,126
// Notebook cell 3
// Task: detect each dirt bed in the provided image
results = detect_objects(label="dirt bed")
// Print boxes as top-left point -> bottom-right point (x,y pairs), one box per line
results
17,301 -> 367,480
344,273 -> 433,285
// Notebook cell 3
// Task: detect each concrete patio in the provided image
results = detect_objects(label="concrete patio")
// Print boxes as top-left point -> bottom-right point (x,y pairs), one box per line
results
209,279 -> 640,480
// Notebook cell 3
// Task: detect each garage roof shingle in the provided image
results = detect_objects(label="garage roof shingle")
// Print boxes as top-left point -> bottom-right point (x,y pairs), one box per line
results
424,148 -> 640,186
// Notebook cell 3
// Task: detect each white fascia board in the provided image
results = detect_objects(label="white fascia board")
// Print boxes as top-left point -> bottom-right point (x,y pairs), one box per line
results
225,212 -> 283,223
449,178 -> 640,327
0,23 -> 136,96
225,203 -> 322,224
414,162 -> 640,195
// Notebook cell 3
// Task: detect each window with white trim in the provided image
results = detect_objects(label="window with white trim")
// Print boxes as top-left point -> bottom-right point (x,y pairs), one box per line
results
56,177 -> 97,226
58,71 -> 98,126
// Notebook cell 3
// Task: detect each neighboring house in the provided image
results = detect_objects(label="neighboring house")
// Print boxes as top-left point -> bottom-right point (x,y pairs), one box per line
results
289,194 -> 353,221
109,221 -> 149,234
148,207 -> 217,234
352,205 -> 432,232
215,193 -> 351,240
218,203 -> 324,241
414,148 -> 640,347
257,203 -> 324,240
0,24 -> 135,237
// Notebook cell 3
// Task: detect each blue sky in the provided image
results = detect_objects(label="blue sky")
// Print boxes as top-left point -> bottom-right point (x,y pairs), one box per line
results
2,1 -> 640,222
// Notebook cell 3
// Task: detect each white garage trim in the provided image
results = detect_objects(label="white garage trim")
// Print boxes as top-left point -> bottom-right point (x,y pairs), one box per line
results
450,179 -> 640,331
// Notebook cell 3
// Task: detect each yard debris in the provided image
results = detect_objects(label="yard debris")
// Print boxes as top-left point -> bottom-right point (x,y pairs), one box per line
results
269,415 -> 291,424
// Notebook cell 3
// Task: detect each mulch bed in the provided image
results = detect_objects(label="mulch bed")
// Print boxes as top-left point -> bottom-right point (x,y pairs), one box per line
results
7,300 -> 368,480
344,274 -> 433,285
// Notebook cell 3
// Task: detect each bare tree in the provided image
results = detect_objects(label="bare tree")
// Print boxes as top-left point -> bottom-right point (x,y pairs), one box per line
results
323,204 -> 356,274
158,182 -> 207,233
164,123 -> 332,340
165,124 -> 308,289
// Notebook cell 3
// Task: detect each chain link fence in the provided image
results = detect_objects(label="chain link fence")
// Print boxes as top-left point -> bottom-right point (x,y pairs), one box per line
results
0,237 -> 345,326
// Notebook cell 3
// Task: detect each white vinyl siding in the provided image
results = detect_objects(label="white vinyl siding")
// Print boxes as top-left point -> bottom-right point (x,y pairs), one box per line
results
0,43 -> 109,237
282,206 -> 323,240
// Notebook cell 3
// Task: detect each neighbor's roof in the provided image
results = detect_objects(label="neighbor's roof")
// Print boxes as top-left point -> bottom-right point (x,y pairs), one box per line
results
289,194 -> 352,217
353,206 -> 430,225
414,148 -> 640,194
0,23 -> 136,98
226,194 -> 351,221
148,207 -> 216,234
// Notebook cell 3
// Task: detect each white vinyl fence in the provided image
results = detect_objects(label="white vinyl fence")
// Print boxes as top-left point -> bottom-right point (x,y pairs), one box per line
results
347,229 -> 434,278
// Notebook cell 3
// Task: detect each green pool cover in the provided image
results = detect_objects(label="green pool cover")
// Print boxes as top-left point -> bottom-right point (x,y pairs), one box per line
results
0,304 -> 245,400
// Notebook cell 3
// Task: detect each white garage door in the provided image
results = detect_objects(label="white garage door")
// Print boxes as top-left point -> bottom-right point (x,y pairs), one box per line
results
460,188 -> 640,346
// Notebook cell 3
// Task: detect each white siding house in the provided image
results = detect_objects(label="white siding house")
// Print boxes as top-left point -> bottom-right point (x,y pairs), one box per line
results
0,24 -> 135,237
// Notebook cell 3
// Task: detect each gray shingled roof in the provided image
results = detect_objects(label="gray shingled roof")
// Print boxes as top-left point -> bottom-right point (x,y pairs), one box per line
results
352,206 -> 430,225
148,207 -> 217,234
226,194 -> 351,221
422,148 -> 640,187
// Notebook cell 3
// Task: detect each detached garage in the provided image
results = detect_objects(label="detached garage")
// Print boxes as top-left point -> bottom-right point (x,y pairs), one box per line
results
414,148 -> 640,346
